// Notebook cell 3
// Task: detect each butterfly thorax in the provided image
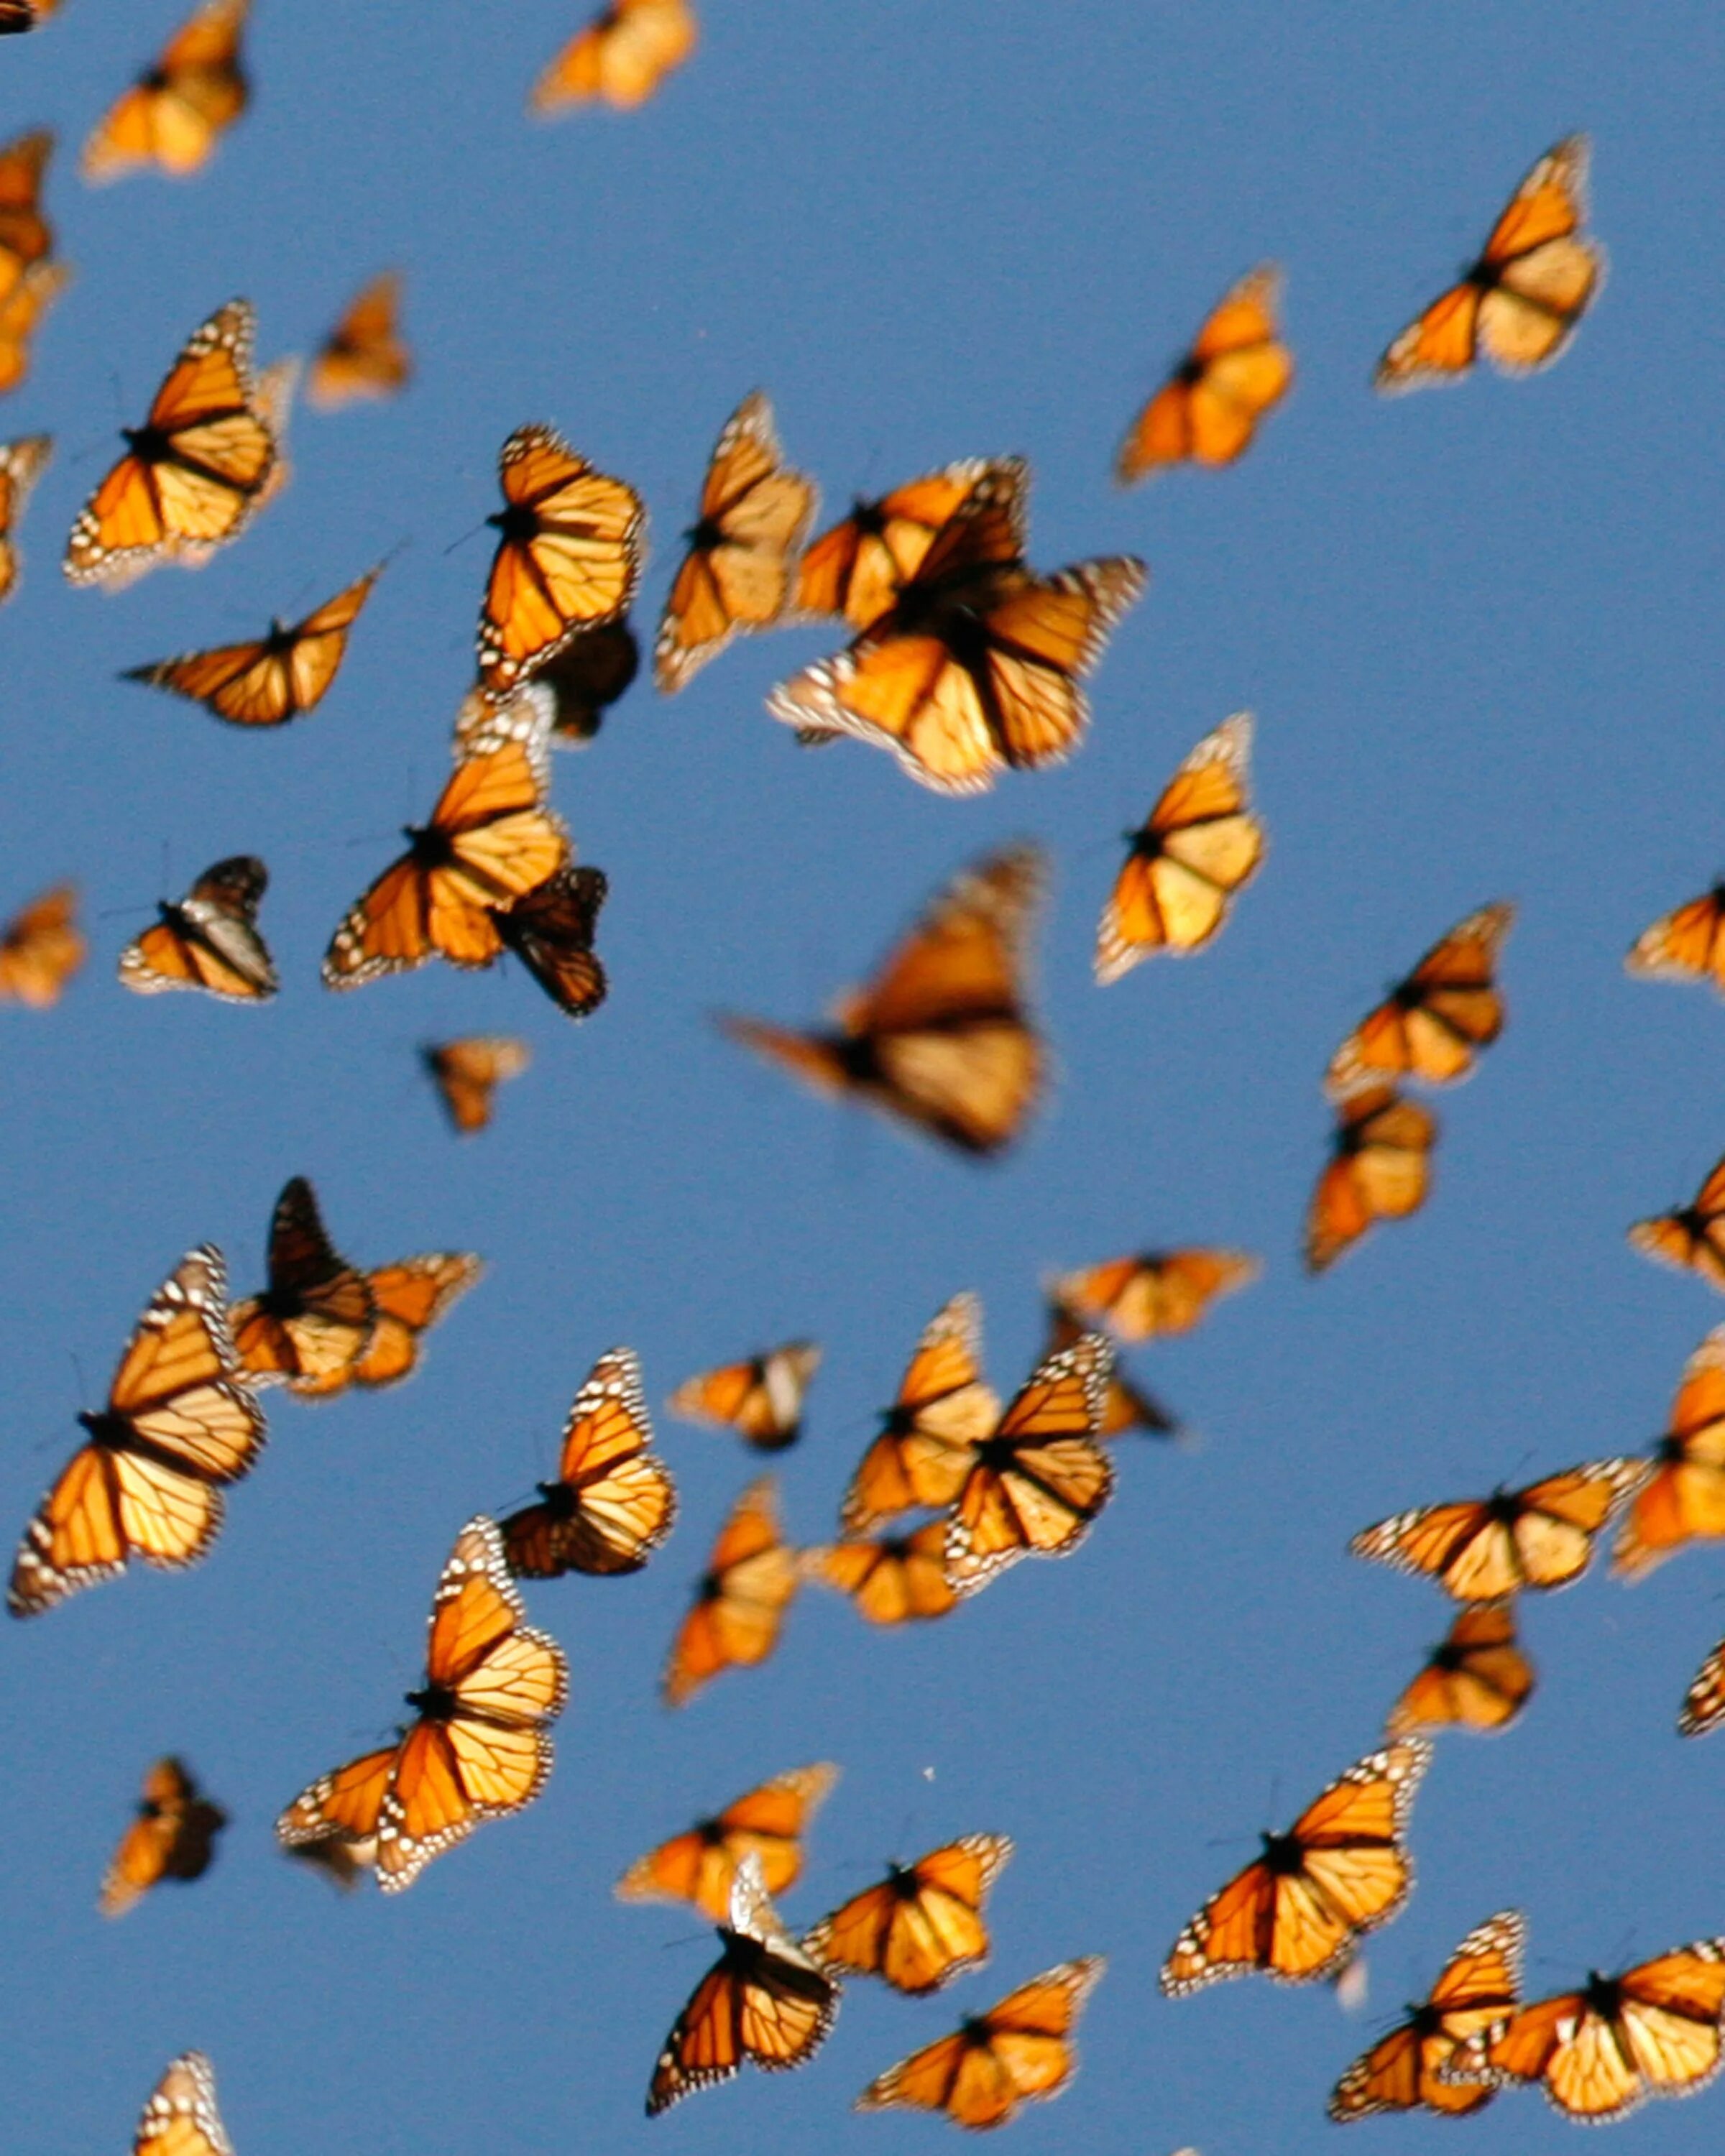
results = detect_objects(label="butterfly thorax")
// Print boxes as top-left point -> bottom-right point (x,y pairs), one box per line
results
1127,825 -> 1167,860
253,1281 -> 310,1320
1406,1999 -> 1444,2039
405,1680 -> 458,1721
77,1407 -> 136,1449
138,1796 -> 166,1821
488,502 -> 542,544
1259,1828 -> 1306,1876
972,1433 -> 1023,1470
139,63 -> 171,91
686,514 -> 726,552
1483,1489 -> 1522,1524
533,1478 -> 577,1519
263,620 -> 293,653
123,423 -> 174,463
695,1815 -> 725,1847
884,1862 -> 920,1899
404,821 -> 456,869
1582,1972 -> 1622,2019
1431,1636 -> 1468,1673
1176,354 -> 1206,387
1656,1434 -> 1687,1465
956,2014 -> 992,2049
696,1567 -> 723,1604
850,497 -> 888,535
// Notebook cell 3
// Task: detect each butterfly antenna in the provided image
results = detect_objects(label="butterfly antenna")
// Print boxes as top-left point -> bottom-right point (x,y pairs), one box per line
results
67,1350 -> 88,1411
441,517 -> 488,558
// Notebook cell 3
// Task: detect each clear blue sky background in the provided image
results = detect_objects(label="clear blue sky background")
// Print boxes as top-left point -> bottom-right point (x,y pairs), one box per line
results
5,4 -> 1724,2151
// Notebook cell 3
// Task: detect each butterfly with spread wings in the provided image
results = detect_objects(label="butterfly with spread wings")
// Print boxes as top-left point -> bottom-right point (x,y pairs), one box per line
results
855,1958 -> 1105,2130
308,271 -> 410,409
9,1245 -> 266,1617
0,434 -> 50,604
83,0 -> 249,184
722,842 -> 1046,1158
617,1762 -> 837,1922
1384,1599 -> 1535,1738
1046,1246 -> 1259,1343
1329,1910 -> 1523,2121
647,1853 -> 838,2116
797,459 -> 993,634
663,1475 -> 798,1707
1161,1738 -> 1432,1994
65,300 -> 282,589
1326,903 -> 1515,1097
1443,1940 -> 1725,2123
277,1514 -> 566,1891
800,1520 -> 960,1626
422,1036 -> 530,1135
668,1342 -> 821,1453
226,1177 -> 376,1399
1377,137 -> 1604,391
1630,1151 -> 1725,1293
841,1292 -> 1000,1534
101,1756 -> 227,1918
500,1345 -> 676,1578
1628,881 -> 1725,997
530,0 -> 697,114
655,391 -> 817,693
805,1835 -> 1013,1996
133,2053 -> 234,2156
1305,1083 -> 1438,1275
122,566 -> 382,727
1351,1459 -> 1647,1600
1116,264 -> 1293,482
1613,1327 -> 1725,1579
119,855 -> 276,1003
0,880 -> 81,1006
493,861 -> 610,1019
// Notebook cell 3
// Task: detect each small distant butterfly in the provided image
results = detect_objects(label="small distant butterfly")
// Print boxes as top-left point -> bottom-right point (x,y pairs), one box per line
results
1384,1600 -> 1535,1738
1043,1299 -> 1177,1439
0,261 -> 70,397
1116,264 -> 1293,482
855,1957 -> 1105,2130
1305,1084 -> 1438,1275
83,0 -> 250,184
796,459 -> 994,634
1161,1738 -> 1432,1993
944,1330 -> 1116,1598
65,299 -> 282,589
9,1245 -> 266,1617
0,880 -> 81,1005
1443,1940 -> 1725,2123
530,0 -> 697,115
227,1177 -> 377,1400
663,1475 -> 798,1708
655,391 -> 817,693
119,855 -> 276,1003
500,1345 -> 676,1579
422,1036 -> 530,1135
1046,1246 -> 1259,1343
0,432 -> 49,602
1351,1459 -> 1647,1600
276,1514 -> 566,1891
535,619 -> 639,744
308,271 -> 410,409
101,1756 -> 228,1918
646,1853 -> 838,2116
1095,714 -> 1266,979
1376,137 -> 1604,391
494,862 -> 610,1020
804,1834 -> 1013,1995
1629,1151 -> 1725,1292
1328,1909 -> 1522,2122
800,1519 -> 960,1627
616,1761 -> 837,1922
668,1342 -> 822,1452
722,842 -> 1046,1158
132,2053 -> 234,2156
1627,882 -> 1725,997
1613,1327 -> 1725,1579
1325,903 -> 1514,1097
121,566 -> 382,726
841,1292 -> 1000,1534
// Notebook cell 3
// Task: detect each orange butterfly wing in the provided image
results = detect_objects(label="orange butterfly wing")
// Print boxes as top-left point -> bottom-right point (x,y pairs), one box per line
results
1384,1598 -> 1535,1736
1613,1327 -> 1725,1577
1326,903 -> 1514,1095
1049,1245 -> 1259,1344
346,1252 -> 481,1390
800,1520 -> 960,1626
856,1958 -> 1103,2127
0,128 -> 52,295
228,1176 -> 376,1399
1305,1083 -> 1438,1274
616,1761 -> 837,1921
667,1341 -> 820,1451
100,1756 -> 227,1917
1629,1151 -> 1725,1293
840,1291 -> 998,1531
530,0 -> 697,113
501,1344 -> 676,1577
663,1475 -> 797,1706
1352,1460 -> 1647,1600
421,1035 -> 530,1135
0,875 -> 80,1004
0,431 -> 51,604
1627,884 -> 1725,995
796,461 -> 991,632
806,1834 -> 1012,1994
124,566 -> 381,726
1329,1909 -> 1522,2119
134,2052 -> 233,2156
1116,264 -> 1292,481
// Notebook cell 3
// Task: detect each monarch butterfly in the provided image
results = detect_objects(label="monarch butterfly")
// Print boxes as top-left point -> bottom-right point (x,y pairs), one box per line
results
1045,1246 -> 1259,1344
722,842 -> 1046,1158
1305,1083 -> 1438,1275
82,0 -> 249,184
133,2053 -> 233,2156
617,1761 -> 837,1922
1042,1299 -> 1177,1439
121,566 -> 382,727
799,1519 -> 960,1626
1628,883 -> 1725,996
796,459 -> 994,634
500,1344 -> 676,1579
276,1514 -> 566,1892
1096,714 -> 1266,979
655,391 -> 817,694
9,1245 -> 265,1617
0,129 -> 53,298
118,854 -> 277,1003
0,260 -> 70,397
0,2 -> 59,33
805,1835 -> 1013,1995
422,1036 -> 530,1135
494,862 -> 610,1020
668,1342 -> 822,1453
840,1292 -> 1000,1534
349,1251 -> 482,1391
0,878 -> 81,1005
1384,1599 -> 1535,1738
769,464 -> 1145,795
1443,1940 -> 1725,2122
646,1852 -> 839,2116
1376,137 -> 1604,391
663,1475 -> 798,1707
307,271 -> 410,410
100,1756 -> 227,1918
944,1330 -> 1116,1598
476,423 -> 644,699
1679,1636 -> 1725,1737
1161,1738 -> 1432,1994
1350,1458 -> 1647,1600
535,618 -> 639,744
855,1957 -> 1105,2130
1325,903 -> 1515,1097
0,434 -> 49,604
323,728 -> 568,987
1629,1151 -> 1725,1292
530,0 -> 697,114
1612,1327 -> 1725,1580
1328,1909 -> 1522,2122
64,300 -> 282,589
1116,264 -> 1294,482
226,1177 -> 376,1399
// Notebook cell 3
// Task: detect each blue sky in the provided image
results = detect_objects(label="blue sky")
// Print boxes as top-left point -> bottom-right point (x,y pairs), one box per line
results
6,4 -> 1725,2151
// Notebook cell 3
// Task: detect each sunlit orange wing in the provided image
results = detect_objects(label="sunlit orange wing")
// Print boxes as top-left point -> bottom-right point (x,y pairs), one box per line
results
801,1519 -> 959,1626
1325,903 -> 1514,1096
421,1035 -> 530,1135
840,1291 -> 998,1532
500,1344 -> 676,1577
1629,1151 -> 1725,1293
0,260 -> 70,398
83,0 -> 249,183
1117,265 -> 1293,482
1628,883 -> 1725,997
855,1958 -> 1105,2129
617,1761 -> 837,1922
530,0 -> 697,114
1351,1459 -> 1647,1600
796,459 -> 990,632
0,877 -> 80,1005
349,1252 -> 481,1390
0,129 -> 53,300
1328,1909 -> 1522,2120
663,1475 -> 797,1706
100,1756 -> 227,1917
805,1834 -> 1012,1994
133,2053 -> 233,2156
307,271 -> 410,409
122,565 -> 382,726
667,1340 -> 821,1452
1305,1083 -> 1438,1275
1613,1327 -> 1725,1578
1384,1600 -> 1535,1737
1047,1245 -> 1259,1343
1043,1299 -> 1177,1439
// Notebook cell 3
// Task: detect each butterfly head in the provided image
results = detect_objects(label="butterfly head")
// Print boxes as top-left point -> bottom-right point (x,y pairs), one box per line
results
1484,1488 -> 1522,1524
850,497 -> 888,534
883,1861 -> 921,1899
533,1478 -> 576,1519
695,1567 -> 724,1605
1176,354 -> 1205,388
77,1407 -> 132,1447
1407,1998 -> 1445,2037
487,502 -> 541,545
139,62 -> 171,92
405,1679 -> 458,1721
1583,1971 -> 1621,2017
694,1814 -> 726,1848
1430,1634 -> 1469,1672
1259,1828 -> 1305,1875
405,821 -> 456,869
122,422 -> 172,463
